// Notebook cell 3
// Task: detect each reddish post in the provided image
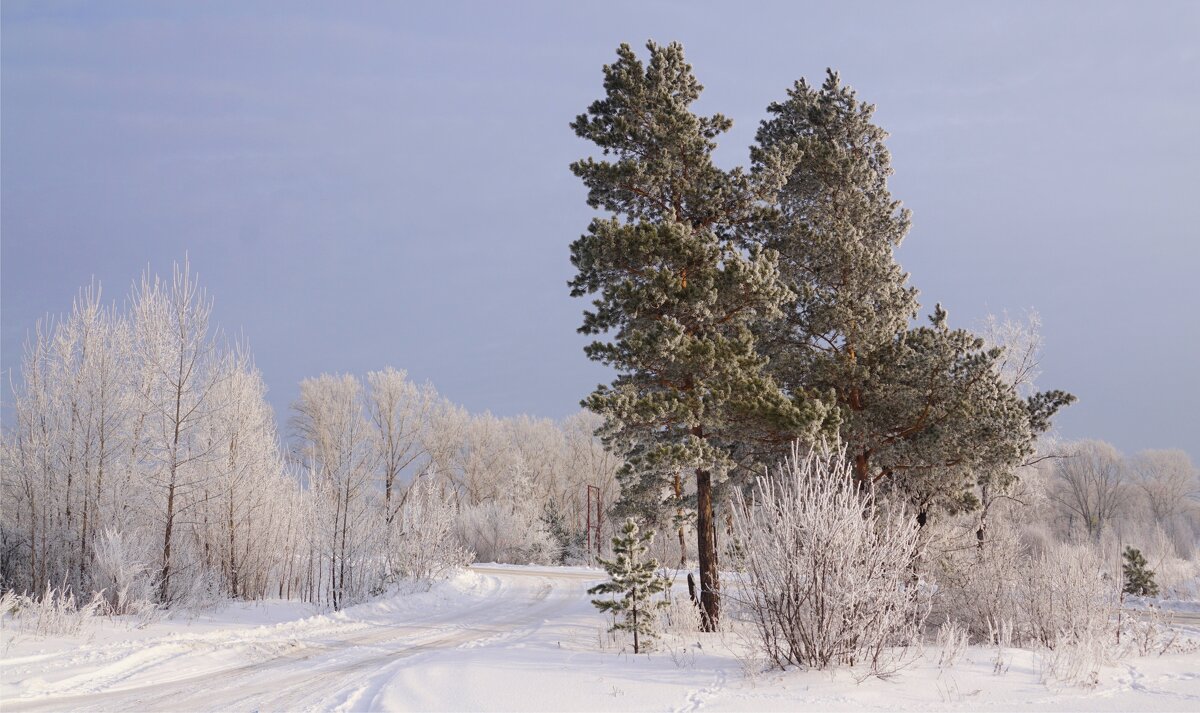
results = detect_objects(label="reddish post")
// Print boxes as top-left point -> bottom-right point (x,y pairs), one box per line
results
586,485 -> 601,562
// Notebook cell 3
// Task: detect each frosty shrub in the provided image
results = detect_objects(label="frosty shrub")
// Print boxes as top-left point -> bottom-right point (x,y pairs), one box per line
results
91,528 -> 155,616
932,518 -> 1026,640
0,585 -> 108,637
1035,630 -> 1110,687
1019,541 -> 1118,651
935,618 -> 970,669
730,444 -> 930,677
169,566 -> 224,613
935,518 -> 1134,685
658,591 -> 704,637
988,617 -> 1014,675
456,501 -> 558,565
392,479 -> 472,588
1120,604 -> 1184,657
1018,541 -> 1121,686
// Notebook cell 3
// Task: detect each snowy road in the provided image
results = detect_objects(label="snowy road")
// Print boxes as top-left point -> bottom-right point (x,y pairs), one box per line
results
3,566 -> 606,712
4,566 -> 1200,712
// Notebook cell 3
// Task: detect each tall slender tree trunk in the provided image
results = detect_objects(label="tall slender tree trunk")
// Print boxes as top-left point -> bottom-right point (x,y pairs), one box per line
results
695,466 -> 720,631
79,488 -> 89,588
85,431 -> 105,589
228,493 -> 239,597
158,368 -> 185,604
158,476 -> 176,602
330,495 -> 340,609
674,472 -> 687,567
339,478 -> 351,609
28,496 -> 37,591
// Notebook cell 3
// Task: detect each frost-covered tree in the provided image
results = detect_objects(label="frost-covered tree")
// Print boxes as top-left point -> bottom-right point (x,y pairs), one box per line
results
588,518 -> 669,654
291,374 -> 378,610
1130,450 -> 1198,524
1,285 -> 131,596
194,356 -> 284,599
456,461 -> 558,564
365,367 -> 434,526
392,478 -> 471,587
570,41 -> 833,630
1048,440 -> 1127,539
1128,449 -> 1200,558
751,71 -> 1073,521
130,260 -> 230,604
2,263 -> 290,610
982,310 -> 1046,400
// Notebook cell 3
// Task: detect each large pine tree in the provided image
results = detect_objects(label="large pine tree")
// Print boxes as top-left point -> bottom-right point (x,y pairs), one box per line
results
569,42 -> 832,630
751,71 -> 1073,520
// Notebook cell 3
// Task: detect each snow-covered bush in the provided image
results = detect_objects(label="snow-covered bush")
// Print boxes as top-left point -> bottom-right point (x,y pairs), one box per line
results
1019,541 -> 1121,686
932,517 -> 1026,640
730,444 -> 930,677
91,528 -> 155,615
988,617 -> 1015,674
1035,627 -> 1110,687
658,590 -> 704,637
935,618 -> 969,669
391,478 -> 472,588
1020,541 -> 1118,651
169,566 -> 224,613
932,513 -> 1171,685
456,501 -> 558,564
455,465 -> 558,564
1119,604 -> 1187,657
0,585 -> 108,637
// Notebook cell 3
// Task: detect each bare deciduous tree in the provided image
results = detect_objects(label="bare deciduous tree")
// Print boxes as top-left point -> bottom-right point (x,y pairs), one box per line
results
291,374 -> 377,610
1047,440 -> 1127,539
1130,449 -> 1198,522
131,259 -> 228,604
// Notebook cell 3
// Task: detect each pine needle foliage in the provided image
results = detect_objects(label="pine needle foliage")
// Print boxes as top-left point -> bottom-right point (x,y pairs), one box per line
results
588,518 -> 670,653
751,69 -> 1075,517
569,40 -> 835,631
1122,547 -> 1160,597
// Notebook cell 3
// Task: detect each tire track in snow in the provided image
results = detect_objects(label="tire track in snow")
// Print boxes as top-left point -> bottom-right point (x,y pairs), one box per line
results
5,568 -> 592,713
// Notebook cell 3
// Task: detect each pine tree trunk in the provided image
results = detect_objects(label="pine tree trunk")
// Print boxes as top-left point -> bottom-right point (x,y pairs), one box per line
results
695,467 -> 720,632
674,472 -> 687,567
632,603 -> 640,654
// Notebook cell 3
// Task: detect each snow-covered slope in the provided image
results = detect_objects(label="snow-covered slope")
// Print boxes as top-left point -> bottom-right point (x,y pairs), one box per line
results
3,565 -> 1198,712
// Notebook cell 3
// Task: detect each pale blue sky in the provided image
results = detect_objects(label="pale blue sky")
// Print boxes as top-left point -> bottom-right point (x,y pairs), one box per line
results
3,1 -> 1198,460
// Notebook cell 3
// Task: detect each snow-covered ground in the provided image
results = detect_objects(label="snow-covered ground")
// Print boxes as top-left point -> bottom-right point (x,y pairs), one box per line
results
3,565 -> 1199,712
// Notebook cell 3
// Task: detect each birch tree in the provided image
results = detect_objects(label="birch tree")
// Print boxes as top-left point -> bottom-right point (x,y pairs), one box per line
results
130,259 -> 228,603
291,374 -> 378,609
1048,440 -> 1128,539
365,367 -> 435,528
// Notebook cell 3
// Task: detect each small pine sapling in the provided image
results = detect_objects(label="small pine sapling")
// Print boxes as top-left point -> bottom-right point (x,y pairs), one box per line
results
1122,547 -> 1160,597
588,518 -> 670,653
